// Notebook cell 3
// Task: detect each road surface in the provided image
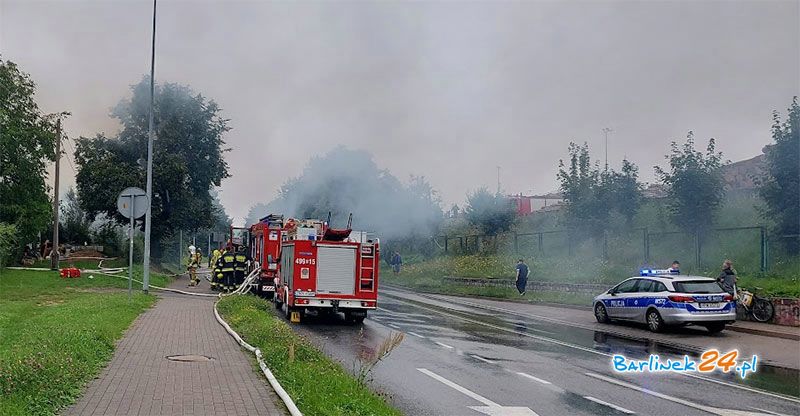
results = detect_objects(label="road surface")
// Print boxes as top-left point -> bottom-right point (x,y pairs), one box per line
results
290,286 -> 800,416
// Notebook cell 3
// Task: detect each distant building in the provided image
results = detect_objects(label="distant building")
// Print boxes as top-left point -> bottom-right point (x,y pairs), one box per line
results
507,193 -> 565,216
722,149 -> 767,192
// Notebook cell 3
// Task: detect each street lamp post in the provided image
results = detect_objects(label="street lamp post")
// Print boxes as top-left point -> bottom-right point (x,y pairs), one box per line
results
142,0 -> 157,293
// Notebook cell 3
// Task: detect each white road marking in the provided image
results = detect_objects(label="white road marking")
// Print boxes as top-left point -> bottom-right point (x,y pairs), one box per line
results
418,368 -> 499,406
407,331 -> 425,338
417,368 -> 539,416
750,407 -> 790,416
583,396 -> 636,414
387,323 -> 401,329
435,341 -> 454,349
585,372 -> 777,416
383,292 -> 800,405
516,372 -> 552,385
471,354 -> 497,364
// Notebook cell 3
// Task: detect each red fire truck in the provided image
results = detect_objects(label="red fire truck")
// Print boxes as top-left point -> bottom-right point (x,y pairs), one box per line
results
247,214 -> 285,299
257,214 -> 380,324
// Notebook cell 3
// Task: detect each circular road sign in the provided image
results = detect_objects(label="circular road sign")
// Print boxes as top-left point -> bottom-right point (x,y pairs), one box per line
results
117,187 -> 148,219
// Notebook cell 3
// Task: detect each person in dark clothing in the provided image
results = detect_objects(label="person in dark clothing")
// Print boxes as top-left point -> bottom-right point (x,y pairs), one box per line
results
391,251 -> 402,274
717,259 -> 737,296
515,259 -> 529,295
669,260 -> 680,272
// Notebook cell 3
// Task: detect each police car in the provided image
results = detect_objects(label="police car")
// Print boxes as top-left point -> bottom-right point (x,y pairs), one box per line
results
592,269 -> 736,334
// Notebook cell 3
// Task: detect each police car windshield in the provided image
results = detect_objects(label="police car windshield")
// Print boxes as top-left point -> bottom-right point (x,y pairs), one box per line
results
672,281 -> 723,294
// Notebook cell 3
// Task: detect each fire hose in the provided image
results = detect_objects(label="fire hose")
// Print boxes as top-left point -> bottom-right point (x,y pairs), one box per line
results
15,262 -> 302,416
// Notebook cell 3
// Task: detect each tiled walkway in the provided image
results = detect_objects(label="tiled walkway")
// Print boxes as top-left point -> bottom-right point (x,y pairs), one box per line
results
64,275 -> 285,416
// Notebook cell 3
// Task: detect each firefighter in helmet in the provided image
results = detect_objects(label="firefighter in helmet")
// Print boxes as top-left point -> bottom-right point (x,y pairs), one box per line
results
219,249 -> 236,292
233,246 -> 251,289
209,249 -> 222,291
186,245 -> 200,287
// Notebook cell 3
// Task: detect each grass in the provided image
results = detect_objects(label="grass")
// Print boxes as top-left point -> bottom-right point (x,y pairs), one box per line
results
216,295 -> 401,416
0,267 -> 170,415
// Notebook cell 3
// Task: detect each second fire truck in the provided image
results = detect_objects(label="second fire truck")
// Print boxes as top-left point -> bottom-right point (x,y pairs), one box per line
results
247,214 -> 380,323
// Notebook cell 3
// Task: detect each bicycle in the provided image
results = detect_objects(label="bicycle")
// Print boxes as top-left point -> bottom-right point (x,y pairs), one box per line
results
736,286 -> 775,323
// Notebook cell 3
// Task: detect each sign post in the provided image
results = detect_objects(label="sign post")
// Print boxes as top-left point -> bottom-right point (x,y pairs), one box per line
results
117,187 -> 148,300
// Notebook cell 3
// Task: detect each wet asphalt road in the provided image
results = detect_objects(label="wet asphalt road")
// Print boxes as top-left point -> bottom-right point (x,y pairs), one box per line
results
290,288 -> 800,416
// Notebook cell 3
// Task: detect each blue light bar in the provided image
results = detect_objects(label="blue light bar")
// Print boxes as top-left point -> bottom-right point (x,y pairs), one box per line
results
640,268 -> 680,276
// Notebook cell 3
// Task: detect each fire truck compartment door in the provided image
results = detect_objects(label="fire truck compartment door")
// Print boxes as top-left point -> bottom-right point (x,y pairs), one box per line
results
316,245 -> 356,295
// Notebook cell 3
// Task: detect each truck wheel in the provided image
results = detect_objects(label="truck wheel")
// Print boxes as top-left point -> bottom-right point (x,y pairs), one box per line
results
344,311 -> 366,324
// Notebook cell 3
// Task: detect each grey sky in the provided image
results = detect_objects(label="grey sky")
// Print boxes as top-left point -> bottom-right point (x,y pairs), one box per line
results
2,0 -> 798,221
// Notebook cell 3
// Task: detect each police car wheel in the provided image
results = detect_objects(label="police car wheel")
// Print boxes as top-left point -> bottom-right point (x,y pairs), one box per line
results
704,322 -> 726,334
646,309 -> 665,333
594,303 -> 610,323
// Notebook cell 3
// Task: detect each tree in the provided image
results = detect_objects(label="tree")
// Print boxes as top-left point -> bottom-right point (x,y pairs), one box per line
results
74,78 -> 230,259
0,59 -> 59,247
759,97 -> 800,252
655,132 -> 725,237
606,159 -> 642,225
558,143 -> 643,238
60,188 -> 91,245
464,187 -> 516,236
558,142 -> 603,237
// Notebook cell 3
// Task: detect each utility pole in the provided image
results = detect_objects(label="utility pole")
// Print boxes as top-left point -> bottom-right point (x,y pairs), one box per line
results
50,119 -> 62,270
602,127 -> 613,171
496,166 -> 501,195
142,0 -> 158,293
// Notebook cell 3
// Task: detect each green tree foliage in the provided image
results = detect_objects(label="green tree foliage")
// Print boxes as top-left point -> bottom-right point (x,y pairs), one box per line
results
655,132 -> 725,236
464,187 -> 516,236
60,188 -> 92,245
74,78 -> 230,258
0,59 -> 58,246
759,97 -> 800,252
256,147 -> 442,240
557,143 -> 643,238
0,223 -> 18,266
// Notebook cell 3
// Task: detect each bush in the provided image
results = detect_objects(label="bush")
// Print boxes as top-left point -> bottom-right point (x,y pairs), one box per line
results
0,222 -> 18,266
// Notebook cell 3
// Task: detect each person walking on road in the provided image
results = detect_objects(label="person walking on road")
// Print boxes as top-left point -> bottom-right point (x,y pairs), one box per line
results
390,251 -> 402,274
717,259 -> 737,296
515,259 -> 529,296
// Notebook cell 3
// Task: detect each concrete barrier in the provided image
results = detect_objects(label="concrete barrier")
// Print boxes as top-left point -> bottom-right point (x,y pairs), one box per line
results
443,277 -> 610,295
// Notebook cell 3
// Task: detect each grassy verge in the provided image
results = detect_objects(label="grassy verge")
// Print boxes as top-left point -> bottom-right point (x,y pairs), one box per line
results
383,269 -> 594,307
216,295 -> 401,416
0,267 -> 170,415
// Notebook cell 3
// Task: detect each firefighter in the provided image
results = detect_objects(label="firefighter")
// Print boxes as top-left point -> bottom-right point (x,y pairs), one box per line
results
219,249 -> 236,292
187,246 -> 200,287
233,247 -> 251,289
209,249 -> 222,291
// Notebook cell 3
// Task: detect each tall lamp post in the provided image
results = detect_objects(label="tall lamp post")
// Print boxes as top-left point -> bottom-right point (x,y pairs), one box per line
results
142,0 -> 157,293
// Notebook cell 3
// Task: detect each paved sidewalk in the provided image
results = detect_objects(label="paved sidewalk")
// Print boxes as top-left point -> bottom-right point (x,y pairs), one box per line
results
64,273 -> 285,416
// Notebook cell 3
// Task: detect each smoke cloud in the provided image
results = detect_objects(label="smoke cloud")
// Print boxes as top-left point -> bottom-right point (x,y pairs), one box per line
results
246,147 -> 442,240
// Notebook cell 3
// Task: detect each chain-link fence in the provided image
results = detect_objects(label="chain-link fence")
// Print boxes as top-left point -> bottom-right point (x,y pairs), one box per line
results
431,225 -> 787,274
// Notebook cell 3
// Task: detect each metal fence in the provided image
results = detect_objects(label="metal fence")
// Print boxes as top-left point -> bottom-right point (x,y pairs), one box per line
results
431,225 -> 791,274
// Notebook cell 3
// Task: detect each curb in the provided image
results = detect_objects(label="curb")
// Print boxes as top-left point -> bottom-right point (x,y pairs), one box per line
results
726,324 -> 800,341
